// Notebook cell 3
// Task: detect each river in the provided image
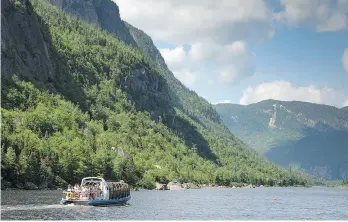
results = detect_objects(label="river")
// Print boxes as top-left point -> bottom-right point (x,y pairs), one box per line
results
1,187 -> 348,220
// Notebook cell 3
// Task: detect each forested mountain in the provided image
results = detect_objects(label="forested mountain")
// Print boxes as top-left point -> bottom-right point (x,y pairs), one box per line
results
1,0 -> 311,189
214,100 -> 348,180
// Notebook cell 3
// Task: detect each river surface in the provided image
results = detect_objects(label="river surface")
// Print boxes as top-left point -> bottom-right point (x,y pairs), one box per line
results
1,187 -> 348,220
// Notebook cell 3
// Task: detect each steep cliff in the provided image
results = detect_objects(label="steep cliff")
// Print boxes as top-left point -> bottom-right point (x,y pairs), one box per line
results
1,0 -> 54,84
47,0 -> 136,47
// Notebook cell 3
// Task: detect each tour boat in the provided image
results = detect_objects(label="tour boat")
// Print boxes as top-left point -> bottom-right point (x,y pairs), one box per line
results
60,177 -> 131,206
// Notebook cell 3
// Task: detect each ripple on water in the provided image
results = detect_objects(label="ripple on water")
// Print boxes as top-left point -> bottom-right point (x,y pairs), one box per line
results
1,187 -> 348,220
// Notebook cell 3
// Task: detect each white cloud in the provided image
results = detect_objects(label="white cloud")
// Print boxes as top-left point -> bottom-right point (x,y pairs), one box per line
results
159,46 -> 188,70
114,0 -> 274,45
173,70 -> 197,87
276,0 -> 348,32
240,81 -> 348,108
343,49 -> 348,72
159,40 -> 255,85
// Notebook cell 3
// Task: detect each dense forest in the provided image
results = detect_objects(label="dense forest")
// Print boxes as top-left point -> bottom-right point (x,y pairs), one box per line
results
1,0 -> 312,189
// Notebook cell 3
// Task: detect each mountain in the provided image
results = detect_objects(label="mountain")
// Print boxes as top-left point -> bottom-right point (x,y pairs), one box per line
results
214,100 -> 348,180
342,106 -> 348,112
1,0 -> 311,189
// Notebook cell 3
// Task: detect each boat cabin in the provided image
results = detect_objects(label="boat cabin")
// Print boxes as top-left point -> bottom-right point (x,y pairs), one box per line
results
64,177 -> 130,201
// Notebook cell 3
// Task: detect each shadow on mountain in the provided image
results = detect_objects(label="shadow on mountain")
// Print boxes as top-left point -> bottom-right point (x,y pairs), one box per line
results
265,129 -> 348,180
1,0 -> 218,164
1,0 -> 88,110
119,64 -> 218,163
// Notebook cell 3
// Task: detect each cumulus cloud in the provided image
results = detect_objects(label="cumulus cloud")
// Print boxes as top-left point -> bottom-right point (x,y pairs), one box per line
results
343,49 -> 348,72
159,46 -> 188,70
114,0 -> 274,45
240,81 -> 348,108
159,40 -> 255,85
276,0 -> 348,31
173,70 -> 197,87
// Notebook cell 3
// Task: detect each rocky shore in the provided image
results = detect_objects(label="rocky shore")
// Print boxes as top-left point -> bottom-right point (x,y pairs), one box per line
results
1,180 -> 60,190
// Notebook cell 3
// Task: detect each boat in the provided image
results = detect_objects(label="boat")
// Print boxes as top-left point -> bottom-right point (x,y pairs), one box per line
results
60,177 -> 131,206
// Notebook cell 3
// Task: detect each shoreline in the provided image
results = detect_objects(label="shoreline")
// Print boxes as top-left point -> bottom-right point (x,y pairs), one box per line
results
3,185 -> 347,191
3,180 -> 345,191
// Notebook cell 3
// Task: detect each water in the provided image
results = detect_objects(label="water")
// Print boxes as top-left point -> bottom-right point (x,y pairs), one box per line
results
1,187 -> 348,220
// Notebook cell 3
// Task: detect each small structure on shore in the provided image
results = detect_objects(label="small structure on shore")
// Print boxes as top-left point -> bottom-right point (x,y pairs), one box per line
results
155,182 -> 168,190
167,180 -> 185,190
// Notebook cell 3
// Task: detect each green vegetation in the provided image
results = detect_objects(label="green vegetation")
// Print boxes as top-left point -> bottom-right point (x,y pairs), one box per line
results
214,100 -> 348,180
341,180 -> 348,187
1,0 -> 312,189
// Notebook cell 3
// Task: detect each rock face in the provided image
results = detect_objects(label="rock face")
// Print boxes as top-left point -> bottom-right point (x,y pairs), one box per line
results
125,22 -> 168,71
1,180 -> 12,190
24,182 -> 39,190
1,0 -> 54,83
183,182 -> 201,189
16,183 -> 24,189
155,182 -> 167,190
47,0 -> 137,47
120,63 -> 173,120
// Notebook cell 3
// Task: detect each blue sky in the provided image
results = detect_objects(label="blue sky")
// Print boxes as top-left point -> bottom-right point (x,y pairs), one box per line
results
115,0 -> 348,107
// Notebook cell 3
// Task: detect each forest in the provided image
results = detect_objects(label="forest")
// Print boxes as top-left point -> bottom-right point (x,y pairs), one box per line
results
1,0 -> 312,189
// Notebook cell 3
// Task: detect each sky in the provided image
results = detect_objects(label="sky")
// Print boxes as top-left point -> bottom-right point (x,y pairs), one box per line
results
114,0 -> 348,108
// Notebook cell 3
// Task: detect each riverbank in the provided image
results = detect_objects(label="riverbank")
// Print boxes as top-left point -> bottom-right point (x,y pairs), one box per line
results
1,180 -> 313,191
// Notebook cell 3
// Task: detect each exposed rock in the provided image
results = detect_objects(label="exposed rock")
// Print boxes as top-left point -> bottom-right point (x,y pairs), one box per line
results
39,181 -> 48,190
116,147 -> 131,158
47,0 -> 137,47
24,182 -> 39,190
2,180 -> 12,190
120,63 -> 173,120
54,176 -> 68,187
244,184 -> 253,188
47,183 -> 57,190
155,182 -> 167,190
1,0 -> 54,83
167,180 -> 184,190
183,183 -> 201,189
2,180 -> 12,189
16,183 -> 24,189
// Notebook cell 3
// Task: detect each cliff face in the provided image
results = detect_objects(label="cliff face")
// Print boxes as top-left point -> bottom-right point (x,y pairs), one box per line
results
1,0 -> 172,119
125,22 -> 168,71
47,0 -> 223,127
1,0 -> 54,84
47,0 -> 137,46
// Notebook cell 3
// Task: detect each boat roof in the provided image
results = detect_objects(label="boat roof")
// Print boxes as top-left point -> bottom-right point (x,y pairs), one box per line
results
82,177 -> 104,180
81,177 -> 106,183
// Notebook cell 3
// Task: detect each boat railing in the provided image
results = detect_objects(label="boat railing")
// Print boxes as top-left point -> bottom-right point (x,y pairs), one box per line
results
107,181 -> 130,200
65,183 -> 104,200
